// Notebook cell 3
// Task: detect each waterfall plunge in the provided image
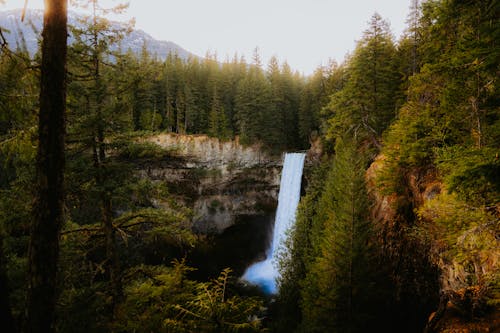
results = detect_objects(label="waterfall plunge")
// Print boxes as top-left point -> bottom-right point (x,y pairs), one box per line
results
242,152 -> 306,294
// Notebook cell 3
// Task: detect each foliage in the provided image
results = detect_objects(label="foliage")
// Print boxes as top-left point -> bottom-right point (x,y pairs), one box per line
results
274,163 -> 329,332
417,192 -> 499,300
113,264 -> 264,333
298,137 -> 385,333
173,268 -> 263,332
1,0 -> 499,331
323,13 -> 402,151
119,141 -> 175,159
372,0 -> 500,328
279,1 -> 499,332
435,146 -> 499,206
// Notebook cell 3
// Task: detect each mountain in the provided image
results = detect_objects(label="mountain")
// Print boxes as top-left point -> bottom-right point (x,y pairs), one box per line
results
0,9 -> 197,60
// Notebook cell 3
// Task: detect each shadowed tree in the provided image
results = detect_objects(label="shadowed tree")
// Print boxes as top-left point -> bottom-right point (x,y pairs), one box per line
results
26,0 -> 68,332
68,0 -> 133,311
0,234 -> 15,333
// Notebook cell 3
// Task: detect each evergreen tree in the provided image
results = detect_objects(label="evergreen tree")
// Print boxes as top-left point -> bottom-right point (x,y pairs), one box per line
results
128,43 -> 155,131
299,61 -> 346,149
280,62 -> 301,148
0,41 -> 37,333
27,0 -> 68,332
300,137 -> 380,333
324,13 -> 402,150
208,86 -> 231,139
275,163 -> 329,333
0,233 -> 15,333
235,57 -> 272,145
67,0 -> 133,311
266,56 -> 287,148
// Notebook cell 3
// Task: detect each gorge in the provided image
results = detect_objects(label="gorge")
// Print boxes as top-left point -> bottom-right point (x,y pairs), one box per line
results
129,134 -> 287,278
1,1 -> 498,331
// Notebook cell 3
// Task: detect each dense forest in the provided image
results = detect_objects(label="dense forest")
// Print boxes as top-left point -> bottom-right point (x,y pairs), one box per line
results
0,0 -> 499,332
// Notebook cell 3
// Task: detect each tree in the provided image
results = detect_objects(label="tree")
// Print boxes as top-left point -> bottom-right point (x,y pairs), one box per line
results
324,13 -> 402,150
280,62 -> 301,148
26,0 -> 68,332
208,86 -> 231,139
174,268 -> 264,332
128,44 -> 155,131
300,137 -> 380,333
67,0 -> 133,311
407,0 -> 421,75
299,62 -> 345,148
235,57 -> 272,146
275,163 -> 329,333
0,234 -> 15,333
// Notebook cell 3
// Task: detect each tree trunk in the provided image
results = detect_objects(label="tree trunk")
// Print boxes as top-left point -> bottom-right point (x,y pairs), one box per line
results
26,0 -> 67,332
102,193 -> 122,308
0,236 -> 16,333
92,129 -> 123,311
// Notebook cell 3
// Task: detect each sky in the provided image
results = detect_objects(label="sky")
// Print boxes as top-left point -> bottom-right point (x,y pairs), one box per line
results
1,0 -> 411,74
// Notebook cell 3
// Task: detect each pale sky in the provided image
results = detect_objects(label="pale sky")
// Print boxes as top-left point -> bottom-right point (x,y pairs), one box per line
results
2,0 -> 411,74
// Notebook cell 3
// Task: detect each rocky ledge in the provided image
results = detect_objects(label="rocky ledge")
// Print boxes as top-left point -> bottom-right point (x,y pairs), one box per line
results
138,133 -> 283,233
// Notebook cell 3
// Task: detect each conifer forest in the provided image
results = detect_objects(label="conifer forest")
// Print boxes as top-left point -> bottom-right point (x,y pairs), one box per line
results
0,0 -> 498,332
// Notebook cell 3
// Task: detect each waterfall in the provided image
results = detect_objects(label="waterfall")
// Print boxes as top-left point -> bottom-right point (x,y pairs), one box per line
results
242,152 -> 306,294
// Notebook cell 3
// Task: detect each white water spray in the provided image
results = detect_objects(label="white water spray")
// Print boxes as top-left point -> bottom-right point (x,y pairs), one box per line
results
242,152 -> 306,294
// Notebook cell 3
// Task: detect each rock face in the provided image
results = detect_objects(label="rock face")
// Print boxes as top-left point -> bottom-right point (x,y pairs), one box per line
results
139,133 -> 282,233
366,155 -> 440,332
366,155 -> 499,333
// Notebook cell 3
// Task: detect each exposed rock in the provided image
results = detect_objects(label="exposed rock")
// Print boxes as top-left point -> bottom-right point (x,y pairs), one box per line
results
144,133 -> 276,169
425,288 -> 500,333
366,154 -> 440,332
138,133 -> 282,233
367,154 -> 499,333
305,131 -> 322,164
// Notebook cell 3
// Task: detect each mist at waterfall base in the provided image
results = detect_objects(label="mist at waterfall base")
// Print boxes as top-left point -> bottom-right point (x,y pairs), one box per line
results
242,153 -> 306,294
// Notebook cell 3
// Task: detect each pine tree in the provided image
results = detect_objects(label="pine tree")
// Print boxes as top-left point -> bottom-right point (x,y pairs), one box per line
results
300,137 -> 379,333
67,0 -> 133,311
235,59 -> 272,145
128,43 -> 155,131
324,13 -> 402,150
275,163 -> 329,333
208,86 -> 231,139
27,0 -> 67,331
266,56 -> 286,148
280,62 -> 301,148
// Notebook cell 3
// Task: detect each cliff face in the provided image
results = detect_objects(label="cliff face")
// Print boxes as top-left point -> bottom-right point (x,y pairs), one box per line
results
367,155 -> 500,333
366,155 -> 440,332
138,134 -> 282,234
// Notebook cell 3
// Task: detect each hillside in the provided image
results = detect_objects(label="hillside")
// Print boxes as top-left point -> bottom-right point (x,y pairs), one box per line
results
0,1 -> 498,333
0,9 -> 196,60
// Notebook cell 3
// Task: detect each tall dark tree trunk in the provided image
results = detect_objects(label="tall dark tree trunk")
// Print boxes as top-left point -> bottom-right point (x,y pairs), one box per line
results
0,236 -> 16,333
26,1 -> 67,332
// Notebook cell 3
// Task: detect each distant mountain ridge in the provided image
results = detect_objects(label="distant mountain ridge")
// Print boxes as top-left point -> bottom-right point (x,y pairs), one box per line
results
0,9 -> 197,60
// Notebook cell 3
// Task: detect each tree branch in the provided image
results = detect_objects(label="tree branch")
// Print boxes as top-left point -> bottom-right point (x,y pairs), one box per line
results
0,27 -> 8,52
61,226 -> 101,235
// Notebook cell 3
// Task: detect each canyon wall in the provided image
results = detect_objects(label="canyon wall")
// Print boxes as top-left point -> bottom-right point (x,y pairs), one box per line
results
367,155 -> 499,333
138,133 -> 282,233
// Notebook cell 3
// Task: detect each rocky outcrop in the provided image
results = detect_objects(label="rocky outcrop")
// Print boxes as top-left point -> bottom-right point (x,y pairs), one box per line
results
366,155 -> 441,332
367,155 -> 499,333
138,134 -> 282,233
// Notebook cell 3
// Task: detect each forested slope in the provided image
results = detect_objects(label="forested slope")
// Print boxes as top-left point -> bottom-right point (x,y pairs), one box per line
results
277,1 -> 499,332
0,0 -> 498,332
